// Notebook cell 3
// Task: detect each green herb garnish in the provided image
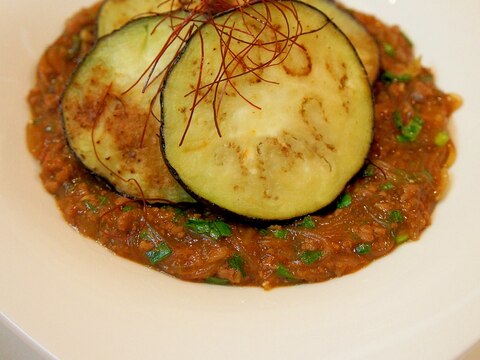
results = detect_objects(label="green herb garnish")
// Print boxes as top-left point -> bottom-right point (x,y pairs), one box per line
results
146,243 -> 172,264
393,111 -> 404,128
83,200 -> 97,213
354,243 -> 372,255
98,195 -> 108,205
228,254 -> 246,277
434,131 -> 450,147
299,215 -> 316,229
212,221 -> 232,238
185,219 -> 232,240
363,164 -> 376,177
273,229 -> 288,239
121,205 -> 134,212
276,265 -> 296,280
380,182 -> 395,191
139,229 -> 153,241
258,228 -> 269,236
383,42 -> 396,57
381,71 -> 412,83
395,234 -> 409,244
389,210 -> 405,223
337,193 -> 352,209
393,112 -> 424,142
186,219 -> 210,234
205,277 -> 229,285
300,250 -> 323,265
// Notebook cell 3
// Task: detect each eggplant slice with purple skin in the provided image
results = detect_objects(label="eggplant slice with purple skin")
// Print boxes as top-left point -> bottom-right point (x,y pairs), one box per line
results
301,0 -> 380,83
161,0 -> 374,220
62,14 -> 195,203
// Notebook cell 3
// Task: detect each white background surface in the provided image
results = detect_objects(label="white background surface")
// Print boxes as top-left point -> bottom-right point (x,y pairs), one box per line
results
1,1 -> 480,359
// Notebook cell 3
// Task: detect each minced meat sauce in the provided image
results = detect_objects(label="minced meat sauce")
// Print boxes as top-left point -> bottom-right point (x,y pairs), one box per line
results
26,3 -> 459,288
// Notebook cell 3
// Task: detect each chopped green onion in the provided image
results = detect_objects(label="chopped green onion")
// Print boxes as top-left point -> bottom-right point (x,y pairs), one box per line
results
228,254 -> 246,277
299,215 -> 316,229
380,182 -> 395,191
258,228 -> 269,236
434,131 -> 450,147
205,277 -> 229,285
83,200 -> 97,213
139,229 -> 153,241
354,243 -> 372,255
121,205 -> 134,212
212,221 -> 232,238
393,111 -> 404,128
363,164 -> 376,177
273,229 -> 288,239
186,219 -> 210,234
300,250 -> 323,265
383,42 -> 396,57
98,195 -> 108,205
185,219 -> 232,240
146,243 -> 172,264
381,71 -> 412,83
397,116 -> 424,142
393,112 -> 424,142
395,234 -> 409,244
337,193 -> 352,209
389,210 -> 405,223
276,265 -> 296,280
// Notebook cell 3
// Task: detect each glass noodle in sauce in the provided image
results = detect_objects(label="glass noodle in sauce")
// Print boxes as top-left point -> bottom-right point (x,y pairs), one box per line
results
26,1 -> 459,288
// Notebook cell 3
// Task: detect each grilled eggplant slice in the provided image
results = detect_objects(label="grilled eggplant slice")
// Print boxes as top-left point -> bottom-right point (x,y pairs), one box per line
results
301,0 -> 379,83
97,0 -> 183,37
161,0 -> 374,220
97,0 -> 379,81
62,14 -> 194,203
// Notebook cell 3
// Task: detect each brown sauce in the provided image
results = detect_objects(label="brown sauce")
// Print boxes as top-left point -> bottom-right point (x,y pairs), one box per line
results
26,3 -> 459,289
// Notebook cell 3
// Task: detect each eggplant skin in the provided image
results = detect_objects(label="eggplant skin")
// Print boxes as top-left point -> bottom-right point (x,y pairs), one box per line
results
161,0 -> 374,220
62,15 -> 194,204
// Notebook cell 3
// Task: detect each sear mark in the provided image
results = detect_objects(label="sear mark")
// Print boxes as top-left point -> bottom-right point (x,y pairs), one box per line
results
282,43 -> 312,77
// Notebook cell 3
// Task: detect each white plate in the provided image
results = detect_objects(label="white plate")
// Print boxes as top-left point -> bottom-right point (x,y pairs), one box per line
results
1,1 -> 479,359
